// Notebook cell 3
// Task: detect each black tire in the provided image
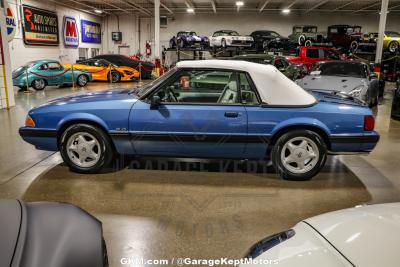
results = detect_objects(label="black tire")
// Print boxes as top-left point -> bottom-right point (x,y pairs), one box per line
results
271,130 -> 327,181
77,74 -> 88,87
350,41 -> 359,53
102,237 -> 109,267
110,71 -> 121,83
31,79 -> 46,91
59,124 -> 114,174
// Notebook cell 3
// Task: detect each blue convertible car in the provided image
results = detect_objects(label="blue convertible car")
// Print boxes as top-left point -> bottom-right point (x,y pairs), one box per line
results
19,60 -> 379,181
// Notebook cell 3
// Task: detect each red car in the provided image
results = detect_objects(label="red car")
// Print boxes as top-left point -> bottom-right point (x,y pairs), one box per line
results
327,25 -> 363,52
287,46 -> 342,72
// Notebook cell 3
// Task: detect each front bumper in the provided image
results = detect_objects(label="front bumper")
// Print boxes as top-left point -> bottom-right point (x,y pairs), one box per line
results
19,127 -> 58,151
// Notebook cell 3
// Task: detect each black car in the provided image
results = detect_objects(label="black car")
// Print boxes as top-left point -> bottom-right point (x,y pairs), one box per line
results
392,79 -> 400,120
0,200 -> 108,267
92,54 -> 154,79
250,30 -> 293,52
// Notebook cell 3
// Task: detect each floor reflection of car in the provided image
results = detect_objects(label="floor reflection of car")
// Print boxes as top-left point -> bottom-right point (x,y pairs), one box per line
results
241,203 -> 400,267
0,199 -> 108,267
64,59 -> 140,83
296,61 -> 380,107
19,60 -> 379,181
12,60 -> 92,91
231,54 -> 307,80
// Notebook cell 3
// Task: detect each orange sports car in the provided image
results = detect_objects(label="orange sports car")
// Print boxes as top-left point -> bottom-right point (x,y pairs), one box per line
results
64,59 -> 140,83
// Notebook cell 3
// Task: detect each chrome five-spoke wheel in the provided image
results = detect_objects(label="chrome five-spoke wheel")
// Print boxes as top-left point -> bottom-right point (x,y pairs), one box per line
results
66,132 -> 101,168
280,137 -> 319,174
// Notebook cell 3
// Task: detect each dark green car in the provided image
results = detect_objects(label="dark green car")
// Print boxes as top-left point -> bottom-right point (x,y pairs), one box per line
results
231,54 -> 307,81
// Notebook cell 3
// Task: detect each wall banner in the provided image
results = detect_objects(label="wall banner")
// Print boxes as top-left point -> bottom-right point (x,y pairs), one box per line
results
81,19 -> 101,44
63,16 -> 79,48
22,5 -> 59,46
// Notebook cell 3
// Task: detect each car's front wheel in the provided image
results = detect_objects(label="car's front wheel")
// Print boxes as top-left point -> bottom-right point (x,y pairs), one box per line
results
59,124 -> 114,173
388,41 -> 399,53
271,130 -> 327,181
31,79 -> 46,91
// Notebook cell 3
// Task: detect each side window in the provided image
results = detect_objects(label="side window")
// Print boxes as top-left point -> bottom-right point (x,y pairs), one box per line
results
48,62 -> 62,70
239,73 -> 259,105
39,64 -> 48,70
306,49 -> 319,59
154,70 -> 239,104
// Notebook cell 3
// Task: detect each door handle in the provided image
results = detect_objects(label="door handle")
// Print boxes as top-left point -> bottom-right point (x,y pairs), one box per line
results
225,112 -> 239,118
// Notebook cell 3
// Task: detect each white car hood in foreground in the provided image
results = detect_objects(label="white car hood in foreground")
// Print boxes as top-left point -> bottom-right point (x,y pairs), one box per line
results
297,75 -> 367,94
177,60 -> 316,106
305,203 -> 400,267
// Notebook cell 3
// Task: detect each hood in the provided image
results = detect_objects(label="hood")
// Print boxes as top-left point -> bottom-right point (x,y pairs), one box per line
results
305,203 -> 400,267
297,75 -> 368,94
310,90 -> 366,106
38,89 -> 138,108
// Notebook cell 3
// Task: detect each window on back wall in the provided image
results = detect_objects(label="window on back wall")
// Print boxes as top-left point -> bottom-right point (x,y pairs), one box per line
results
79,48 -> 88,60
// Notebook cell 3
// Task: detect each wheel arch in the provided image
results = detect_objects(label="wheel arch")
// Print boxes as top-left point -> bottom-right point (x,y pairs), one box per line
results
269,122 -> 332,152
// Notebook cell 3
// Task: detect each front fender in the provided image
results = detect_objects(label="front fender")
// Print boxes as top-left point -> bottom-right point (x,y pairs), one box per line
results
271,117 -> 331,136
57,113 -> 109,132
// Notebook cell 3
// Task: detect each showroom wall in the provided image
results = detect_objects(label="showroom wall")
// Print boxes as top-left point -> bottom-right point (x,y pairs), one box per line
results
102,10 -> 400,59
7,0 -> 102,70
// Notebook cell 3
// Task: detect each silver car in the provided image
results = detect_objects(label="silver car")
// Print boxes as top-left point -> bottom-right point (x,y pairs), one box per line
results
296,61 -> 379,107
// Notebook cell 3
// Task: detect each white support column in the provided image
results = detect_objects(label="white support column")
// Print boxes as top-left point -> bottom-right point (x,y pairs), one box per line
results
0,7 -> 15,108
154,0 -> 160,59
375,0 -> 389,63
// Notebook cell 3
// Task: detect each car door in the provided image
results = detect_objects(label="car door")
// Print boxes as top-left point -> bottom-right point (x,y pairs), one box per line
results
45,62 -> 65,85
129,68 -> 247,158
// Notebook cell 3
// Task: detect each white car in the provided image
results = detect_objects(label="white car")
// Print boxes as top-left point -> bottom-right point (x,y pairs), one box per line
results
241,203 -> 400,267
209,30 -> 254,48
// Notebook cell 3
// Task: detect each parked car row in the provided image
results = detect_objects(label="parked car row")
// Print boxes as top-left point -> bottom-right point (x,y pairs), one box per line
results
13,55 -> 155,91
169,26 -> 400,54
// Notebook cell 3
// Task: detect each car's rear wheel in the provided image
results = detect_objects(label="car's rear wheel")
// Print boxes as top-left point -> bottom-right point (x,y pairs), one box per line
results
77,74 -> 88,87
59,124 -> 114,173
271,130 -> 327,181
298,35 -> 306,45
31,79 -> 46,91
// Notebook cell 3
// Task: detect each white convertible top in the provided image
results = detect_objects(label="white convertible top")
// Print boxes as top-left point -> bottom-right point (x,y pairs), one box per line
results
176,60 -> 316,105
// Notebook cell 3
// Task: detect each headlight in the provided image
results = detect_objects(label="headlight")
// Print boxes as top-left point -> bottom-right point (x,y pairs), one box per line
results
25,115 -> 36,127
348,86 -> 366,98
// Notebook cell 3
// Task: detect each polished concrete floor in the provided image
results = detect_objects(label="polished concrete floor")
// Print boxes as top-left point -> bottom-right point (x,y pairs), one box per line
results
1,83 -> 400,266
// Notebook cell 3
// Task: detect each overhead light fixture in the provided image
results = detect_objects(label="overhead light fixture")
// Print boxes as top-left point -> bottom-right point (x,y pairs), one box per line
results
236,1 -> 244,7
187,8 -> 194,13
94,9 -> 103,14
282,8 -> 291,14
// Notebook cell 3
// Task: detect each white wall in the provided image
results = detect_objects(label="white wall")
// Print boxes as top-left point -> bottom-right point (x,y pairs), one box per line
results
7,0 -> 102,70
102,11 -> 400,59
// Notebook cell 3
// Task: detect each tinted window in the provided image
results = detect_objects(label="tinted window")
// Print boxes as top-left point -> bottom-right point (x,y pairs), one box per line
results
306,49 -> 320,59
155,70 -> 239,104
317,62 -> 367,78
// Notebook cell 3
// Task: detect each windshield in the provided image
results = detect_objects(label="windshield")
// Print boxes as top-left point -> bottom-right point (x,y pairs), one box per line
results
315,62 -> 366,78
304,27 -> 317,33
178,32 -> 196,37
135,67 -> 178,97
386,31 -> 400,37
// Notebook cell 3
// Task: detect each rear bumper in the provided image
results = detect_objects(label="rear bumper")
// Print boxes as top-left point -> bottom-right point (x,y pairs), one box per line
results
19,127 -> 58,151
329,133 -> 380,153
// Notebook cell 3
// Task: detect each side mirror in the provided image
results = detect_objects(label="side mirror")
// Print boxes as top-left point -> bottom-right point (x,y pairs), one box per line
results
310,70 -> 321,76
150,95 -> 161,108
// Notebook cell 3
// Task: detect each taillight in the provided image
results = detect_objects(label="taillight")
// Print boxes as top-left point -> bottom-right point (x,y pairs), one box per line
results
364,115 -> 375,131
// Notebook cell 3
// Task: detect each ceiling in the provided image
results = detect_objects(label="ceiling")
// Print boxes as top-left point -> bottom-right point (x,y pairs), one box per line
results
45,0 -> 400,16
